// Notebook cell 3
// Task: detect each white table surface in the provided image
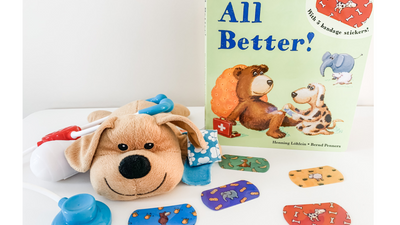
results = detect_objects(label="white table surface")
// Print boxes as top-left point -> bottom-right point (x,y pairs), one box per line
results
23,106 -> 373,225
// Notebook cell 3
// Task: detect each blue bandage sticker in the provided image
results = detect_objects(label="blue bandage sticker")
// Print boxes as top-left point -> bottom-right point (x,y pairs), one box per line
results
187,130 -> 221,167
284,108 -> 295,117
128,204 -> 197,225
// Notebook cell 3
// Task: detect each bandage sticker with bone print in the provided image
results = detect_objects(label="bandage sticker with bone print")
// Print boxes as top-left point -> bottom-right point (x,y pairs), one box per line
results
283,202 -> 351,225
289,166 -> 344,188
315,0 -> 373,28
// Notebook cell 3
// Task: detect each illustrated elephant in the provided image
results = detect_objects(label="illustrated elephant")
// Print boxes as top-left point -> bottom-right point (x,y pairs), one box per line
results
320,52 -> 356,77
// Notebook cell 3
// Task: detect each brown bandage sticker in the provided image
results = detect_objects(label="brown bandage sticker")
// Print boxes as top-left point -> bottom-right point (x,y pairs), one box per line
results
250,192 -> 259,195
230,183 -> 239,186
247,181 -> 253,184
209,198 -> 219,201
240,197 -> 247,203
219,185 -> 227,188
240,187 -> 247,192
215,204 -> 223,210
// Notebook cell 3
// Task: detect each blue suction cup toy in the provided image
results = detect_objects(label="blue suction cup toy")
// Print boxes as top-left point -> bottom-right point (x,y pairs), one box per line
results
52,193 -> 111,225
138,94 -> 174,115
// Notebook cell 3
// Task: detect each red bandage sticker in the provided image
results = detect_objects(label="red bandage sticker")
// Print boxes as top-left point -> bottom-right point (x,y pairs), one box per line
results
316,0 -> 373,28
283,202 -> 351,225
305,0 -> 373,39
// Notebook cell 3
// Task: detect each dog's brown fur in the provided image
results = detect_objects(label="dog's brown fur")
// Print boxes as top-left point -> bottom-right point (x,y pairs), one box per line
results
284,83 -> 343,135
65,100 -> 207,201
226,65 -> 298,139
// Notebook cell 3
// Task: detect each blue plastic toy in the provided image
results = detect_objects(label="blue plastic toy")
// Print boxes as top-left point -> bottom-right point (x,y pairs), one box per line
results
52,194 -> 111,225
138,94 -> 174,115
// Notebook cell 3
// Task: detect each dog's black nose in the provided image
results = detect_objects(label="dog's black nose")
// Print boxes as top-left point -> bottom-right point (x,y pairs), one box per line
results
119,155 -> 151,179
267,80 -> 273,86
291,92 -> 298,98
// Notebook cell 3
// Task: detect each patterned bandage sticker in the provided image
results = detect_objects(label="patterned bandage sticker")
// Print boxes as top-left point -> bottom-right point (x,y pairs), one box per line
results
289,166 -> 344,188
218,154 -> 270,173
316,0 -> 373,28
186,130 -> 222,167
128,204 -> 197,225
283,202 -> 351,224
201,180 -> 260,211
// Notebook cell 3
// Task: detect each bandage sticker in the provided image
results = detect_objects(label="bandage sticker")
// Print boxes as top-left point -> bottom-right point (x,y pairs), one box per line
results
201,180 -> 260,211
128,204 -> 197,225
283,202 -> 351,225
289,166 -> 344,188
186,130 -> 222,167
218,154 -> 270,173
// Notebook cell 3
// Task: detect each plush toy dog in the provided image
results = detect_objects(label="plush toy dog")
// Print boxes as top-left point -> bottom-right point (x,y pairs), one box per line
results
65,100 -> 208,201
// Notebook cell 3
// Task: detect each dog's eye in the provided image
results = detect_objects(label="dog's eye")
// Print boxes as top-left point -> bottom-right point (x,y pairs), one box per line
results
253,71 -> 257,76
118,143 -> 128,151
144,143 -> 154,150
260,71 -> 264,75
310,86 -> 314,90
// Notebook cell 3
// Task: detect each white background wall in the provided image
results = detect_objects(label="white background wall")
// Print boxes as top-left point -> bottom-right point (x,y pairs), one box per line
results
23,0 -> 373,118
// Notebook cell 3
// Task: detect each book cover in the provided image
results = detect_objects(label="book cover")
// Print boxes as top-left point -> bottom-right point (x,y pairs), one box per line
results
204,0 -> 373,151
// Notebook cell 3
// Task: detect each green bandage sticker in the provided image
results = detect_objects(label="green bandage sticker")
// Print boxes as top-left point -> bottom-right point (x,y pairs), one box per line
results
218,154 -> 270,173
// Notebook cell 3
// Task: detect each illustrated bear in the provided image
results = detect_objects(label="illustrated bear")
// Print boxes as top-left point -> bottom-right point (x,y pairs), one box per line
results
226,64 -> 299,139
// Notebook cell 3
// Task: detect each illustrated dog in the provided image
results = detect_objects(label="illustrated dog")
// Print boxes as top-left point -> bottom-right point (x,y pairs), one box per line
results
304,209 -> 326,222
335,0 -> 357,13
65,100 -> 208,201
283,83 -> 343,136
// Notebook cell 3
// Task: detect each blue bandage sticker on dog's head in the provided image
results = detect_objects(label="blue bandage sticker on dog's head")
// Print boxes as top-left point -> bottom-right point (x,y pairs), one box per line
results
181,130 -> 221,186
187,130 -> 221,167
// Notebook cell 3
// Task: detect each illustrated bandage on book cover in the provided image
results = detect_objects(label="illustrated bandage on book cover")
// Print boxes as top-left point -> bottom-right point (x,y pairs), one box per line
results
204,0 -> 373,151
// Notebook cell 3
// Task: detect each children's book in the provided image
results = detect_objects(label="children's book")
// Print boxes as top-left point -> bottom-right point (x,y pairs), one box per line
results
204,0 -> 373,151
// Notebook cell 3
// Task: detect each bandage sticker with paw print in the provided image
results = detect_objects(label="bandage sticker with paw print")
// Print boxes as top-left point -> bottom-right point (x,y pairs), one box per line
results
283,202 -> 351,225
218,154 -> 270,173
289,166 -> 344,188
201,180 -> 260,211
186,130 -> 222,167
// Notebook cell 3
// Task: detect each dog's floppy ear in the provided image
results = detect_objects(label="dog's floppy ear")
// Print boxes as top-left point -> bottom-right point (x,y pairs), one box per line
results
154,113 -> 207,149
315,83 -> 326,108
65,117 -> 117,173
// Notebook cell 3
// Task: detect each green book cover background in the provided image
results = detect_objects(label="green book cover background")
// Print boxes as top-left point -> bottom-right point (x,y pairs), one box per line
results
204,0 -> 373,151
